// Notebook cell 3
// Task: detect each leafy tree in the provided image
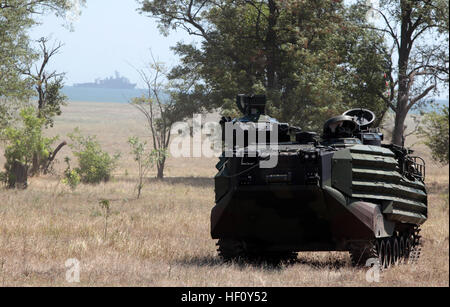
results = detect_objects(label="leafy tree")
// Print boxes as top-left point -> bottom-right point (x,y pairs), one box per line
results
1,2 -> 82,175
140,0 -> 388,131
361,0 -> 449,145
23,37 -> 68,128
418,105 -> 449,164
0,1 -> 34,101
21,37 -> 69,174
0,108 -> 56,188
0,0 -> 82,100
0,98 -> 21,131
0,0 -> 84,139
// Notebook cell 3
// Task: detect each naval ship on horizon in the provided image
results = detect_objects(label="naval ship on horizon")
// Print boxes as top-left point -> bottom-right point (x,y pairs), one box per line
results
73,71 -> 136,89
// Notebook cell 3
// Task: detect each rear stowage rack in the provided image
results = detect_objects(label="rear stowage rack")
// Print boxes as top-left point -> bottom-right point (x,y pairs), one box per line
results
404,156 -> 425,182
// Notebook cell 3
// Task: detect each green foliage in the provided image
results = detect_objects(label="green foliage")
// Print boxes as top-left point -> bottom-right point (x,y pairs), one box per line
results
1,107 -> 56,187
0,98 -> 22,131
0,171 -> 7,185
142,0 -> 388,132
25,37 -> 68,129
99,199 -> 110,212
39,75 -> 68,128
61,157 -> 80,190
1,1 -> 84,134
129,136 -> 167,164
63,168 -> 81,190
0,2 -> 34,100
68,129 -> 120,184
418,106 -> 449,164
128,136 -> 167,198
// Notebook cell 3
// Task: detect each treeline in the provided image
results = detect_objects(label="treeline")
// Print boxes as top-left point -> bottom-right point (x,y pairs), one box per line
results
141,1 -> 447,134
0,0 -> 449,191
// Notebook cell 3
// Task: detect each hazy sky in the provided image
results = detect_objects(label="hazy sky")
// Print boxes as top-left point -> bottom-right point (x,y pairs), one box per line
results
29,0 -> 197,88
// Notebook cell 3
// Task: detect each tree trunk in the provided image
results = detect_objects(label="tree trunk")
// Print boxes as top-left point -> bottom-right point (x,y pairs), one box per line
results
157,158 -> 165,179
43,141 -> 67,174
137,183 -> 142,199
393,62 -> 410,145
30,152 -> 41,176
392,0 -> 412,146
392,109 -> 407,146
393,67 -> 409,146
8,161 -> 28,189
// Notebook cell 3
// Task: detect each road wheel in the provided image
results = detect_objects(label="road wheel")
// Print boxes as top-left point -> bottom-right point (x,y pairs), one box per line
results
404,236 -> 412,264
216,238 -> 246,261
393,237 -> 400,266
379,240 -> 386,269
385,239 -> 392,268
399,236 -> 405,264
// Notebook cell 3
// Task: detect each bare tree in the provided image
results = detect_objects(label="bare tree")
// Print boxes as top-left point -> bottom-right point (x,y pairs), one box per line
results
366,0 -> 449,145
131,55 -> 175,179
130,52 -> 200,179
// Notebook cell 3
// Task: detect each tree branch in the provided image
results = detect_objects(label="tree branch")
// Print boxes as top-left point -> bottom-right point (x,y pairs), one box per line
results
43,140 -> 67,174
408,84 -> 435,110
371,7 -> 400,50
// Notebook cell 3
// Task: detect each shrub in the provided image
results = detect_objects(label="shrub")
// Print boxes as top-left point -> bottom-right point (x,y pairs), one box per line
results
418,106 -> 449,165
128,136 -> 163,198
68,129 -> 120,184
1,108 -> 56,188
0,171 -> 7,185
62,157 -> 80,190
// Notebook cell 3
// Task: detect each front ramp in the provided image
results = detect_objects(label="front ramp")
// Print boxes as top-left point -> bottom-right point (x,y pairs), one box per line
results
323,186 -> 394,242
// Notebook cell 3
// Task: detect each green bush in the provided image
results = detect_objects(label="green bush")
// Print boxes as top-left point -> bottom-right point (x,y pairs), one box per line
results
68,129 -> 120,184
0,171 -> 7,185
418,106 -> 449,165
61,157 -> 80,190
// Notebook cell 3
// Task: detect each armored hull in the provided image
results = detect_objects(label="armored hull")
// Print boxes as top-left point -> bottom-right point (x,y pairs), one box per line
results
211,95 -> 426,267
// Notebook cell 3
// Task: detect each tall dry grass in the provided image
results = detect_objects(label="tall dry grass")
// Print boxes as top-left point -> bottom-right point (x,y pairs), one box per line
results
0,102 -> 447,286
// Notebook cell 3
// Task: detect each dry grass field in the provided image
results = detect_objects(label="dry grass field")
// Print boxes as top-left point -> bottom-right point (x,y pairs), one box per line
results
0,102 -> 448,286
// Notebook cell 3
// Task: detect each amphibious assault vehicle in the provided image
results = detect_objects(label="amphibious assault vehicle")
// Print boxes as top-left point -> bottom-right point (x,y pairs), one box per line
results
211,94 -> 426,267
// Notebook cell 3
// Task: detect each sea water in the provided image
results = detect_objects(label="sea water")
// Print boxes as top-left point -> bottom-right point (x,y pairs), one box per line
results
61,86 -> 449,113
62,86 -> 148,103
